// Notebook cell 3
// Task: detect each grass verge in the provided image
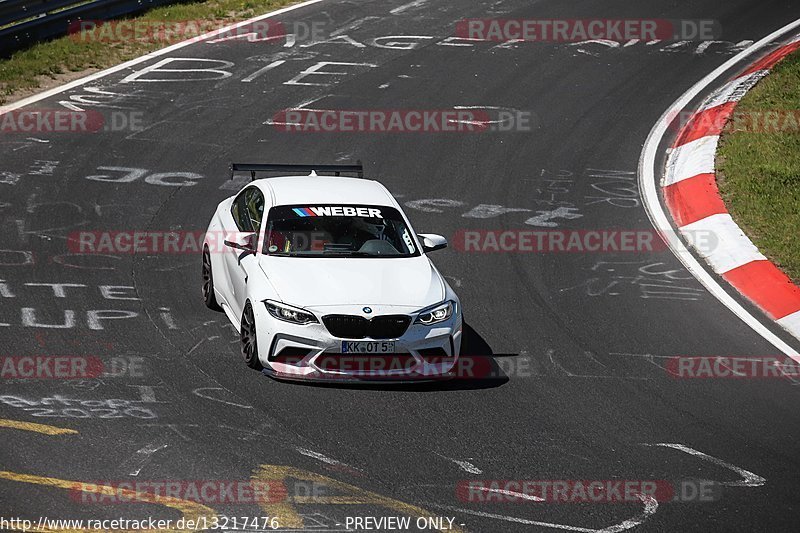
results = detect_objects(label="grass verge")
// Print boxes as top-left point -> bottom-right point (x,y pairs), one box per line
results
0,0 -> 296,105
717,49 -> 800,283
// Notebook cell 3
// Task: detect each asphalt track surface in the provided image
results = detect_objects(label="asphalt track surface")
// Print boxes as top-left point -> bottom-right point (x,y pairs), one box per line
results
2,1 -> 800,531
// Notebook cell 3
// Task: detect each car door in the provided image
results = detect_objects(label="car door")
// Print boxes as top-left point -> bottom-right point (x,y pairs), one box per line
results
224,186 -> 265,319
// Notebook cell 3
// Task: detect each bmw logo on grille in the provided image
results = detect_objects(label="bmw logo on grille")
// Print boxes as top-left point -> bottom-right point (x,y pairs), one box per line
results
363,307 -> 373,314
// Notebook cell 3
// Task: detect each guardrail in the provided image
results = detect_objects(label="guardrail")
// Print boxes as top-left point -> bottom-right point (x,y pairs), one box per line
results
0,0 -> 182,57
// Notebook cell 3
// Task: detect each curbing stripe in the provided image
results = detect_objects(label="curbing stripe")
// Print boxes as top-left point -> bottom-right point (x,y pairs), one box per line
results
662,38 -> 800,342
673,102 -> 736,146
740,39 -> 800,76
700,70 -> 768,110
723,261 -> 800,320
664,135 -> 718,186
663,173 -> 727,227
639,18 -> 800,362
680,213 -> 767,274
777,311 -> 800,338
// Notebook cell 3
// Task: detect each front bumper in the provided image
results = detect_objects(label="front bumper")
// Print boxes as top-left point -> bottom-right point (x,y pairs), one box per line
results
256,306 -> 462,382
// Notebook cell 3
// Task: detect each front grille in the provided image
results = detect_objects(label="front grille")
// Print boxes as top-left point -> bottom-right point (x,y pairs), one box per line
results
322,315 -> 411,339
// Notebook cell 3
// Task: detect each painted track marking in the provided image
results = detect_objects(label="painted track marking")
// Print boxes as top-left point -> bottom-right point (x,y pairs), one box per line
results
192,387 -> 253,409
476,486 -> 545,501
644,443 -> 765,487
123,443 -> 169,476
434,453 -> 483,474
432,493 -> 658,533
295,447 -> 361,472
0,471 -> 216,532
0,418 -> 77,435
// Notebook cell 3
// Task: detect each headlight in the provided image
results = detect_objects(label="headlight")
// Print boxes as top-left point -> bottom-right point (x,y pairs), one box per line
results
415,301 -> 455,325
265,300 -> 318,325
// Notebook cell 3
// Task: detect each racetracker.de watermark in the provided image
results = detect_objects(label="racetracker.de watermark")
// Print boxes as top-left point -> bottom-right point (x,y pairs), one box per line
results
0,109 -> 144,134
457,479 -> 721,503
456,18 -> 722,42
452,229 -> 719,253
1,517 -> 281,532
0,356 -> 103,379
0,356 -> 147,379
69,231 -> 218,254
68,230 -> 340,255
70,480 -> 286,504
667,356 -> 800,379
670,109 -> 800,134
69,19 -> 328,46
270,109 -> 534,133
272,355 -> 533,381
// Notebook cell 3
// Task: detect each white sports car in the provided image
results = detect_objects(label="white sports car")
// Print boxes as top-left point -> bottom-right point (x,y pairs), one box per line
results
202,163 -> 462,382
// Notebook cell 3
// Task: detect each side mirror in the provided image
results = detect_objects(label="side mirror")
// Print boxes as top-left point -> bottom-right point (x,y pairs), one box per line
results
224,232 -> 257,252
418,234 -> 448,253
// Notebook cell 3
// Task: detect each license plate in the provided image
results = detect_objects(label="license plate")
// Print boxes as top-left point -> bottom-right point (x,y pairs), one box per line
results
341,341 -> 395,354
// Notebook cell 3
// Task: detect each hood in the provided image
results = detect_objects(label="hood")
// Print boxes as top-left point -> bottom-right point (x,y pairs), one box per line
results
259,255 -> 445,309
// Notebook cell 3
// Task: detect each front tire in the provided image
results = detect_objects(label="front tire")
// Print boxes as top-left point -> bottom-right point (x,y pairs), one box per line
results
241,302 -> 263,370
202,247 -> 222,311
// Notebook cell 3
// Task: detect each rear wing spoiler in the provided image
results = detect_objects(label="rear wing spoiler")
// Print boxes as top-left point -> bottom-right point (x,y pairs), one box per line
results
229,162 -> 364,181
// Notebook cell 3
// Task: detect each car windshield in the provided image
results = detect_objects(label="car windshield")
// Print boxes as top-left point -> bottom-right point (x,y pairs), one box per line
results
263,204 -> 419,258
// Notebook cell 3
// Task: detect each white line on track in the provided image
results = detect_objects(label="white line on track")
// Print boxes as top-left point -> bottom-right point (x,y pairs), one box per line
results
644,443 -> 766,487
390,0 -> 429,15
123,443 -> 168,476
296,447 -> 342,465
638,19 -> 800,362
597,495 -> 659,533
264,107 -> 335,126
434,453 -> 483,474
432,493 -> 658,533
192,387 -> 253,409
548,349 -> 651,380
295,447 -> 363,472
477,486 -> 545,501
242,60 -> 286,83
452,105 -> 521,126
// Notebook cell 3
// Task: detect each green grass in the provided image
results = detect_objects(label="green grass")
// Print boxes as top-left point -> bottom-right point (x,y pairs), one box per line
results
0,0 -> 295,104
717,50 -> 800,283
